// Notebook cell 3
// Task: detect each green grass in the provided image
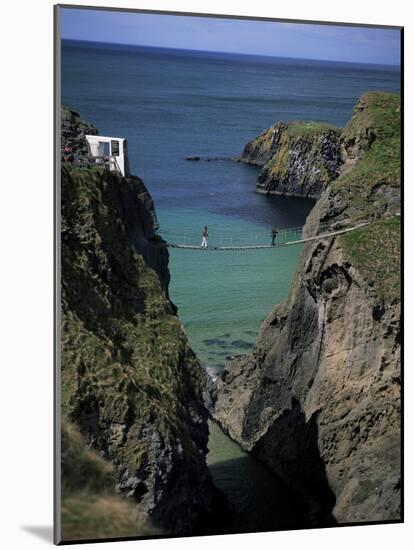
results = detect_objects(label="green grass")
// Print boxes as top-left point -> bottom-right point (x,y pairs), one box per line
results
61,420 -> 114,493
61,421 -> 159,541
334,92 -> 401,216
62,493 -> 158,541
339,217 -> 401,302
61,164 -> 207,500
341,91 -> 400,145
286,121 -> 341,137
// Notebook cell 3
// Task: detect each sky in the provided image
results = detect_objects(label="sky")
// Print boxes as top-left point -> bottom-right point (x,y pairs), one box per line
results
60,8 -> 401,66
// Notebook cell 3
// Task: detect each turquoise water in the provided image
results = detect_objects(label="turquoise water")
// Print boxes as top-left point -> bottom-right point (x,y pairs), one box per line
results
61,40 -> 400,532
161,207 -> 304,377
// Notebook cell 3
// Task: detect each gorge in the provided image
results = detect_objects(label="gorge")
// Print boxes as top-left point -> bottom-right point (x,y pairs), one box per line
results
60,88 -> 401,542
60,37 -> 401,542
60,107 -> 227,540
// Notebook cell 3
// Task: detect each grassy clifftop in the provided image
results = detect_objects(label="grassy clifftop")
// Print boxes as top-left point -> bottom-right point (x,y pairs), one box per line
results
341,92 -> 400,151
285,121 -> 341,137
335,91 -> 401,217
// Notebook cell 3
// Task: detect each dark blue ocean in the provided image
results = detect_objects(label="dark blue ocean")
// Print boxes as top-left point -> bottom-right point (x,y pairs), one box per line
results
61,40 -> 400,532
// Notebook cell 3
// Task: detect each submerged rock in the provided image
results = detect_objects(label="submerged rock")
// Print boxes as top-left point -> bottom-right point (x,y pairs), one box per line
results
185,155 -> 234,162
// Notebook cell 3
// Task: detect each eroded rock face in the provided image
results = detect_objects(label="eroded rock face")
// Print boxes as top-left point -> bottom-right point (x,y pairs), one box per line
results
240,123 -> 289,166
337,96 -> 379,179
239,122 -> 342,199
60,108 -> 219,534
61,106 -> 98,158
214,92 -> 401,525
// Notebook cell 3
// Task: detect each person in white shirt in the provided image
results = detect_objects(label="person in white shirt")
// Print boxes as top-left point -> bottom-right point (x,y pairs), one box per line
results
201,226 -> 208,249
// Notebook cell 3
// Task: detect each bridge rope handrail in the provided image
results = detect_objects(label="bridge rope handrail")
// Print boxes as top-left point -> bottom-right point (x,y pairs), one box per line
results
159,221 -> 332,239
164,221 -> 371,251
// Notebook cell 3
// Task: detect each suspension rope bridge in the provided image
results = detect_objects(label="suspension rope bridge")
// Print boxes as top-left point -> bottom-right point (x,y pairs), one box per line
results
158,221 -> 372,251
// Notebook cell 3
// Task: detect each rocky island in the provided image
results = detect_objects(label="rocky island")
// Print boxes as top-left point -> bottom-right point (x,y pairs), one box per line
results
60,108 -> 223,541
214,92 -> 401,525
240,121 -> 342,198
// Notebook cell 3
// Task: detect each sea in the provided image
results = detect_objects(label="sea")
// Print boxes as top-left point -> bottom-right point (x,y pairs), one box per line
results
61,39 -> 400,532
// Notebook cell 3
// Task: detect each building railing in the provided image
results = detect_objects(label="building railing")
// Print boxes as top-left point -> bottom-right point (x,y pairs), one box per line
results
62,154 -> 122,174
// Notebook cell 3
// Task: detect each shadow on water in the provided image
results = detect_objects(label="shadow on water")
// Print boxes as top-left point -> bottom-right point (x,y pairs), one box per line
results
250,398 -> 337,527
206,420 -> 305,533
208,456 -> 303,533
207,395 -> 337,534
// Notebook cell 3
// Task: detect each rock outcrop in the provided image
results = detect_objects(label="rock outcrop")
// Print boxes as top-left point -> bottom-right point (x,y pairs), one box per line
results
61,106 -> 98,158
240,121 -> 342,199
60,107 -> 220,539
214,92 -> 401,525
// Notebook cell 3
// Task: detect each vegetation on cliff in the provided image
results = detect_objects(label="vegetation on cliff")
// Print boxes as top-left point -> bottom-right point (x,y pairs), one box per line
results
59,109 -> 217,540
332,91 -> 401,301
286,122 -> 341,138
240,91 -> 400,205
340,217 -> 400,302
214,91 -> 401,525
61,421 -> 158,541
335,92 -> 400,217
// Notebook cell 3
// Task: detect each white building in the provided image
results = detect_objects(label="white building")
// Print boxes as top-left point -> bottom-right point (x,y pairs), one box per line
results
85,135 -> 129,177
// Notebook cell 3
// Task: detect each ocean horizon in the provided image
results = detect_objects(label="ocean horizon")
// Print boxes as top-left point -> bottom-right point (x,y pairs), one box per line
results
62,38 -> 401,69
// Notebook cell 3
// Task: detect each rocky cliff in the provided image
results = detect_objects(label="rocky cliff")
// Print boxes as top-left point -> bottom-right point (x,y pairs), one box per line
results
214,92 -> 401,525
240,121 -> 342,199
60,108 -> 219,540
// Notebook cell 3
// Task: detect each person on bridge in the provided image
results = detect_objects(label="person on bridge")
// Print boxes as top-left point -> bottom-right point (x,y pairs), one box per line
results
201,226 -> 209,249
271,225 -> 279,246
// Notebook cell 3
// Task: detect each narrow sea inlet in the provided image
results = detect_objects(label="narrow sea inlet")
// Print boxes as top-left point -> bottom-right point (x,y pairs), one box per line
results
207,419 -> 300,532
62,39 -> 400,533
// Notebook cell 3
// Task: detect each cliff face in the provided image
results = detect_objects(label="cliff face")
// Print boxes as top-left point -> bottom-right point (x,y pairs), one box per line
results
214,92 -> 401,525
240,121 -> 342,199
60,108 -> 217,538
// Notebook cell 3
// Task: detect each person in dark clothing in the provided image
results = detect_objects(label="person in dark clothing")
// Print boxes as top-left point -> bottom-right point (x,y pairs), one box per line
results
271,225 -> 278,246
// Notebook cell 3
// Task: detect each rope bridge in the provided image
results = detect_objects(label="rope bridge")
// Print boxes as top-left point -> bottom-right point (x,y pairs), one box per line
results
159,221 -> 371,251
